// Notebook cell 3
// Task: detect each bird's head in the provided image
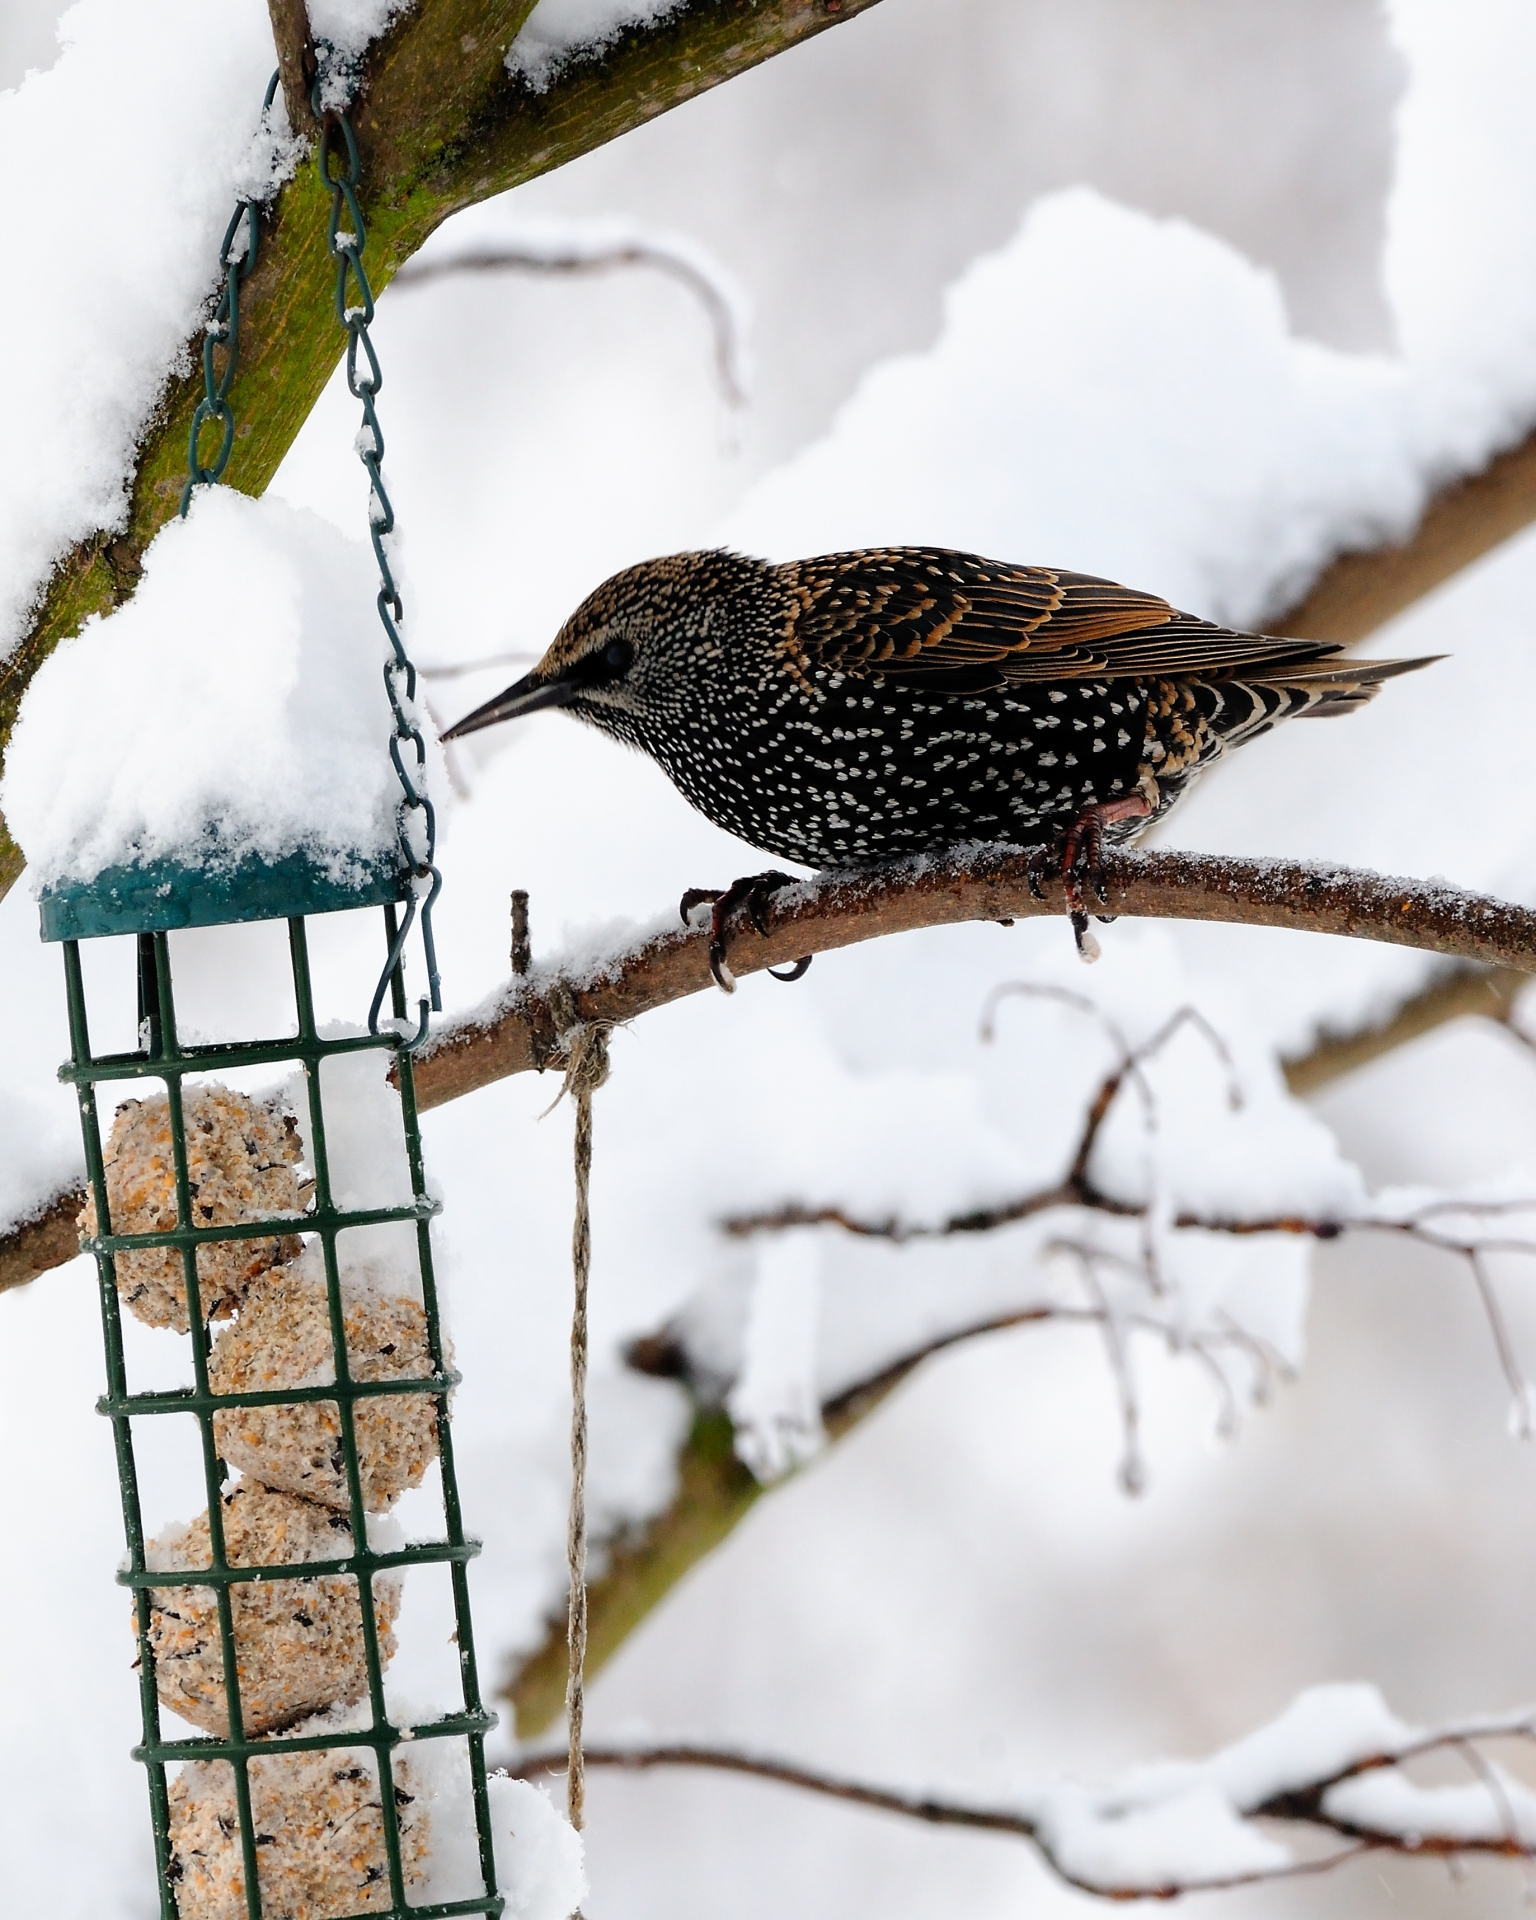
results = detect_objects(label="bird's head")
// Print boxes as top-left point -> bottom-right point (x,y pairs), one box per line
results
442,549 -> 777,748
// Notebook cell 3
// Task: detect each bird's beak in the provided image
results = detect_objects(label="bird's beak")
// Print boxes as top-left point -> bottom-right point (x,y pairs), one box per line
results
441,669 -> 575,741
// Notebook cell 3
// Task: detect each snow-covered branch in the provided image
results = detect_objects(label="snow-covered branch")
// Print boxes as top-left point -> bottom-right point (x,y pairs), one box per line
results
511,1687 -> 1536,1898
0,1178 -> 85,1297
1276,425 -> 1536,646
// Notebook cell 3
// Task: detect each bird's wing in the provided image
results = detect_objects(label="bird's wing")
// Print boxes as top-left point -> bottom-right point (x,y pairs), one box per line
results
776,549 -> 1341,687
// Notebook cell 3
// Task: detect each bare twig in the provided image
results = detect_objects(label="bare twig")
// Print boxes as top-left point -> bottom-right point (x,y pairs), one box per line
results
490,994 -> 1536,1731
510,1172 -> 1534,1737
509,1707 -> 1536,1899
721,1007 -> 1536,1445
394,234 -> 751,410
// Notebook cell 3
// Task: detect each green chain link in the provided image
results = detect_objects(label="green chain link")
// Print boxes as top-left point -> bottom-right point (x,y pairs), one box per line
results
312,42 -> 444,1041
180,72 -> 282,515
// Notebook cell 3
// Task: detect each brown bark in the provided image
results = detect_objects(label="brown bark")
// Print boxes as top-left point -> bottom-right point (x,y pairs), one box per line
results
412,847 -> 1536,1111
0,1184 -> 86,1296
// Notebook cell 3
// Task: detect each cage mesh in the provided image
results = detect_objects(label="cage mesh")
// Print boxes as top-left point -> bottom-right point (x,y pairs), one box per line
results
64,909 -> 503,1920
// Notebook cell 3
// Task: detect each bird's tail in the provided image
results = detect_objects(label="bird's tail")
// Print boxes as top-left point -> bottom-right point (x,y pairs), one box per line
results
1238,651 -> 1441,717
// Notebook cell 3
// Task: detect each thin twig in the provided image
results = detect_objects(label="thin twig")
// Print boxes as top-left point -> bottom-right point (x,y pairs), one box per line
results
717,990 -> 1536,1438
394,237 -> 750,410
507,1715 -> 1536,1899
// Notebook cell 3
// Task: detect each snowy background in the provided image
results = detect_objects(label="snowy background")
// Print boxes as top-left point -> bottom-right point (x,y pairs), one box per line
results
5,0 -> 1536,1914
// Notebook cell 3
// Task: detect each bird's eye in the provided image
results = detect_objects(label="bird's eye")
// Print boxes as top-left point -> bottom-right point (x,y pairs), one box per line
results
602,638 -> 634,674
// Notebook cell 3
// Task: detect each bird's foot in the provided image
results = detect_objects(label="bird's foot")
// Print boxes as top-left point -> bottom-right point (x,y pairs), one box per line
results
679,871 -> 813,993
1026,796 -> 1151,963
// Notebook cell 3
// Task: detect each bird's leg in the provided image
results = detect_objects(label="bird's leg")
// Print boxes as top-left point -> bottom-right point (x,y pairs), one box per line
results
1025,796 -> 1152,962
1061,794 -> 1150,905
678,872 -> 813,993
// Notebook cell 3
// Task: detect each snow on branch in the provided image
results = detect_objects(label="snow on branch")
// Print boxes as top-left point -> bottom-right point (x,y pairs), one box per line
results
1276,425 -> 1536,646
511,1686 -> 1536,1898
0,1177 -> 86,1297
413,847 -> 1536,1111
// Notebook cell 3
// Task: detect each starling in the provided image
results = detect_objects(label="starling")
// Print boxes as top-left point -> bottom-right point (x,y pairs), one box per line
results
445,548 -> 1434,975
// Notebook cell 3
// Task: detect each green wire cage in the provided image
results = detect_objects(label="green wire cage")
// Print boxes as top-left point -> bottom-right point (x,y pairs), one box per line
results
51,871 -> 503,1920
32,41 -> 507,1920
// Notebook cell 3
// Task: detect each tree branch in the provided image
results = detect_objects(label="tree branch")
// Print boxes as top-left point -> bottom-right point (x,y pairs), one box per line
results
6,848 -> 1535,1303
1281,961 -> 1531,1095
1275,423 -> 1536,644
0,0 -> 884,896
0,1183 -> 86,1297
510,1706 -> 1536,1898
412,848 -> 1536,1111
266,0 -> 318,139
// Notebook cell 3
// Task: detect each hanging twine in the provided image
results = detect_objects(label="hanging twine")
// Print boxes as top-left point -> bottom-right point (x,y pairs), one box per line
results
547,981 -> 611,1835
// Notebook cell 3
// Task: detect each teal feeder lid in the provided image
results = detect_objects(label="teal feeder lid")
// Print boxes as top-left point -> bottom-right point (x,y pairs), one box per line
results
38,846 -> 410,943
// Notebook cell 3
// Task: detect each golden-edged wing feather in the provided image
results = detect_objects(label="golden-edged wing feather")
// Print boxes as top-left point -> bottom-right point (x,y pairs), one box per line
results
776,548 -> 1369,687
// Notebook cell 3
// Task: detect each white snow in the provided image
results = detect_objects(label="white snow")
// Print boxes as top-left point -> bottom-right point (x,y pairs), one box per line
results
244,1697 -> 586,1915
8,0 -> 1536,1913
726,187 -> 1421,629
1029,1776 -> 1289,1892
0,0 -> 412,667
1005,1682 -> 1536,1889
0,3 -> 284,657
727,1232 -> 825,1482
1,487 -> 420,890
0,1091 -> 81,1240
1017,1684 -> 1416,1891
1323,1764 -> 1536,1848
508,0 -> 687,91
487,1776 -> 588,1920
307,0 -> 414,60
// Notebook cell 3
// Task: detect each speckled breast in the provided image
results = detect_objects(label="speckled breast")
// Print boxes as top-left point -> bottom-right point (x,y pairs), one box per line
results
644,672 -> 1156,869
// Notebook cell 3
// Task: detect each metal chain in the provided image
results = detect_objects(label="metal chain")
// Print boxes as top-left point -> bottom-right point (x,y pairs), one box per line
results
179,72 -> 281,515
312,45 -> 444,1038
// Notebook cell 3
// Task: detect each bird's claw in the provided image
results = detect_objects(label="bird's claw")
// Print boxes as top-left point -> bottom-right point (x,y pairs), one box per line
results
1027,797 -> 1151,963
679,871 -> 813,994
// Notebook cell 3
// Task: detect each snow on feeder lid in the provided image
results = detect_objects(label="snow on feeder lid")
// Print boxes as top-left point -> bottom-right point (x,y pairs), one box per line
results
5,46 -> 511,1920
10,481 -> 424,949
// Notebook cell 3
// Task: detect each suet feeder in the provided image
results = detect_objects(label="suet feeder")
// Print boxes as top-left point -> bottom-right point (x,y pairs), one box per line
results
33,47 -> 506,1920
49,856 -> 503,1920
